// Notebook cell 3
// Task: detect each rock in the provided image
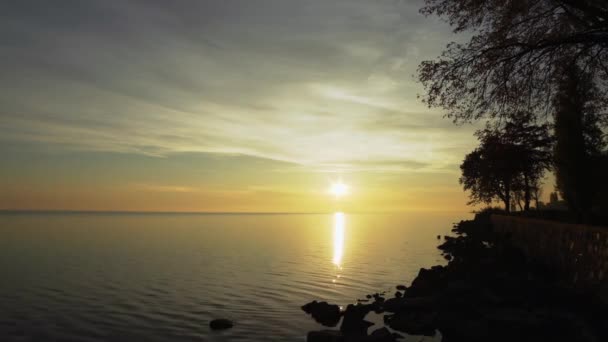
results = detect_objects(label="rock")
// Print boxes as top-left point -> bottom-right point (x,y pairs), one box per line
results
386,311 -> 437,336
307,330 -> 344,342
394,291 -> 402,298
408,266 -> 447,297
365,327 -> 397,342
383,296 -> 436,313
382,298 -> 408,313
340,304 -> 374,336
366,294 -> 372,299
302,301 -> 342,327
396,285 -> 407,291
372,293 -> 385,302
437,235 -> 441,239
209,318 -> 233,330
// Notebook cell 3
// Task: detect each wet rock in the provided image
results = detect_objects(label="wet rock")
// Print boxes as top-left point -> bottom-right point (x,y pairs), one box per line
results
382,298 -> 408,313
302,301 -> 342,327
395,285 -> 407,291
408,266 -> 447,297
209,318 -> 233,330
307,330 -> 344,342
437,315 -> 490,342
340,304 -> 375,336
372,293 -> 385,302
394,291 -> 402,298
383,296 -> 436,313
385,311 -> 437,336
363,327 -> 401,341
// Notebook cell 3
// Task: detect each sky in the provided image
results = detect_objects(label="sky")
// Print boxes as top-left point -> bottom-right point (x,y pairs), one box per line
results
0,0 -> 480,213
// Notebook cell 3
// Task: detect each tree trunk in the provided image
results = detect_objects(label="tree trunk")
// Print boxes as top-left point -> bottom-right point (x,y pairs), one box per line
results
523,175 -> 531,211
504,189 -> 511,213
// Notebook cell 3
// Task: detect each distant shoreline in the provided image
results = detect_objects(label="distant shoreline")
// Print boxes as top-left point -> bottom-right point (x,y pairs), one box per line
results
0,209 -> 467,215
0,210 -> 331,216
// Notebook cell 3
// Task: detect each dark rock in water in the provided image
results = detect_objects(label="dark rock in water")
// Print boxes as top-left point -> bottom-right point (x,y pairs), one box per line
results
366,327 -> 401,341
383,296 -> 436,313
408,266 -> 447,297
382,297 -> 408,313
385,311 -> 437,336
395,285 -> 407,291
340,304 -> 375,336
372,293 -> 385,302
394,291 -> 402,298
209,318 -> 233,330
437,235 -> 441,239
307,330 -> 344,342
366,294 -> 372,299
302,301 -> 342,327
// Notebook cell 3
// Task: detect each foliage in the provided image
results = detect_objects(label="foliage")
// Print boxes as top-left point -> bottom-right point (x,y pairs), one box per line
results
460,114 -> 552,212
418,0 -> 608,123
460,135 -> 521,212
553,64 -> 607,214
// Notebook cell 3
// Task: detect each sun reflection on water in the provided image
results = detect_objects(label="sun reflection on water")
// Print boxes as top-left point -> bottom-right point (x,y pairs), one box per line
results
333,212 -> 345,267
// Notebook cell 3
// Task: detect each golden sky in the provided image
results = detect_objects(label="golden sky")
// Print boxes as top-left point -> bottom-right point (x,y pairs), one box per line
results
0,0 -> 479,212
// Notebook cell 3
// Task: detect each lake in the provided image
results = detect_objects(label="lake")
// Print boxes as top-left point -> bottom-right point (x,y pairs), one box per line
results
0,212 -> 466,341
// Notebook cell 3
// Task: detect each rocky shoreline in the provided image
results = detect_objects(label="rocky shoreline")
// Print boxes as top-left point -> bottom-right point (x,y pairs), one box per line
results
302,213 -> 608,342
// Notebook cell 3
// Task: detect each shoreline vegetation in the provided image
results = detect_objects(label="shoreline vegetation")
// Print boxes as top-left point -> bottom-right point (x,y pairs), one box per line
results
302,211 -> 608,342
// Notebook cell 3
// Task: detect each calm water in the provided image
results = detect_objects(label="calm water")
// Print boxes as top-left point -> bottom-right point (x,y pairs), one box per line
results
0,212 -> 465,341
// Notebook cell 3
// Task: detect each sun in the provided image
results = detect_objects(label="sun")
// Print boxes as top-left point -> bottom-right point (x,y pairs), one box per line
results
329,182 -> 349,197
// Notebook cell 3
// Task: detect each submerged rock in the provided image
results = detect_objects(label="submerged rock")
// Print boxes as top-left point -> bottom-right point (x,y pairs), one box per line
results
302,301 -> 342,327
307,330 -> 344,342
209,318 -> 233,330
340,304 -> 375,336
368,327 -> 403,341
385,311 -> 437,336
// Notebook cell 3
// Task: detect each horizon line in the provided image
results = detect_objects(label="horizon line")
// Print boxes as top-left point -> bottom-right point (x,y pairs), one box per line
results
0,208 -> 466,215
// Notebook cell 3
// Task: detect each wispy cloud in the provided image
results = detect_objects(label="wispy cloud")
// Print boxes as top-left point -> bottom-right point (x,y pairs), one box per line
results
0,0 -> 469,173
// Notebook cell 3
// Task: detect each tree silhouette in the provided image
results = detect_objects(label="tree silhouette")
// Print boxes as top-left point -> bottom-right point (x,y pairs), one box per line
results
500,113 -> 553,210
461,116 -> 552,212
418,0 -> 608,123
460,134 -> 520,212
553,63 -> 606,216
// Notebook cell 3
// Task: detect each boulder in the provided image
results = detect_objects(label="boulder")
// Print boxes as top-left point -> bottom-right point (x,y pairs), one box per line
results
408,266 -> 447,297
382,296 -> 436,313
386,311 -> 437,336
340,304 -> 375,336
382,298 -> 408,313
367,327 -> 402,341
209,318 -> 233,330
307,330 -> 344,342
302,301 -> 342,327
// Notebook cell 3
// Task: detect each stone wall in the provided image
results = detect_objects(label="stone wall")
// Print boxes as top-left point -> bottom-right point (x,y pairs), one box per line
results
491,214 -> 608,301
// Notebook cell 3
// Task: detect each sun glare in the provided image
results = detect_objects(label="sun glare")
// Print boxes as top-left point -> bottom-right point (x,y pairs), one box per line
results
329,182 -> 349,197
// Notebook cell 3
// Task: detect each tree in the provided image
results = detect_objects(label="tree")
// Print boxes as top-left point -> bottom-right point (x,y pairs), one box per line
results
500,113 -> 553,210
460,115 -> 552,212
460,135 -> 521,212
418,0 -> 608,124
553,63 -> 606,215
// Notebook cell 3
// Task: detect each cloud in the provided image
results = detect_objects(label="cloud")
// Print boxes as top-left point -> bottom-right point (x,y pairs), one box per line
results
0,0 -> 468,173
